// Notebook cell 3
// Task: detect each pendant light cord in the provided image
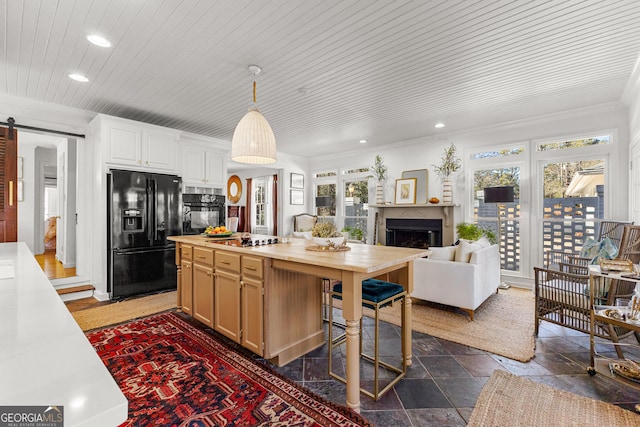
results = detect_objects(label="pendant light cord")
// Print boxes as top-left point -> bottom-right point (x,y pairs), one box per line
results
253,81 -> 257,104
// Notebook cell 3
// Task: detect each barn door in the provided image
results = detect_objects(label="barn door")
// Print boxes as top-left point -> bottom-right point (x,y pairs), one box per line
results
0,126 -> 18,242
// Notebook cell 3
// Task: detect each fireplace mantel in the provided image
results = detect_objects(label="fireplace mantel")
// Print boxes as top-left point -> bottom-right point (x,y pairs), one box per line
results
370,203 -> 458,227
371,203 -> 459,246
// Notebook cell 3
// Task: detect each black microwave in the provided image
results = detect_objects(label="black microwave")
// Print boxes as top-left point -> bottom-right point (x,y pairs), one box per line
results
182,194 -> 226,235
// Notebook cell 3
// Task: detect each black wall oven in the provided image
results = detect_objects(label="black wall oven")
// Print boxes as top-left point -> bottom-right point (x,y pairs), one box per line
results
183,194 -> 226,235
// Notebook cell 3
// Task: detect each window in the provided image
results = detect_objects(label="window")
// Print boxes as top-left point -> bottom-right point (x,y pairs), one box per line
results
537,135 -> 610,152
312,166 -> 370,237
470,146 -> 525,160
541,159 -> 605,258
473,166 -> 521,273
315,182 -> 336,222
253,177 -> 269,230
343,179 -> 368,242
535,132 -> 614,269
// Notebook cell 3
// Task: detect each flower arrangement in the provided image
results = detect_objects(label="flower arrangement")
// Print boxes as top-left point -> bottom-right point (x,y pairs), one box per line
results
369,154 -> 388,182
312,222 -> 342,238
433,143 -> 461,180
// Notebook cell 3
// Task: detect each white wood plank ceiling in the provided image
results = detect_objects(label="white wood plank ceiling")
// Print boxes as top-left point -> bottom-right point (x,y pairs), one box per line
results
1,0 -> 640,158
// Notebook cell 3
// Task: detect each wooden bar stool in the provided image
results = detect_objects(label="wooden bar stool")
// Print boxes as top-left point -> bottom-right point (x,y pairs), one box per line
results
328,278 -> 407,400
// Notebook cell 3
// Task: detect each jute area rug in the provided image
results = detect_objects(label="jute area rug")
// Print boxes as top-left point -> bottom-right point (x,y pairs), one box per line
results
72,291 -> 177,331
468,370 -> 640,426
335,287 -> 535,362
88,312 -> 371,427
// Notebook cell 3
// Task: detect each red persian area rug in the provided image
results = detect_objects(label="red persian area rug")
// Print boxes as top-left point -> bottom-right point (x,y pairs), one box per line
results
86,312 -> 371,427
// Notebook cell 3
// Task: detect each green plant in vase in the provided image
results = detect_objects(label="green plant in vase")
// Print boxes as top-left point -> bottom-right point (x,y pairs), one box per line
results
369,154 -> 388,204
455,222 -> 497,244
433,143 -> 461,203
341,225 -> 365,241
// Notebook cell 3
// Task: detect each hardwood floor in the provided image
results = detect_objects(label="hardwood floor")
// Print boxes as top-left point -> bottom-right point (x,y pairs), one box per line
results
65,296 -> 112,312
35,250 -> 76,279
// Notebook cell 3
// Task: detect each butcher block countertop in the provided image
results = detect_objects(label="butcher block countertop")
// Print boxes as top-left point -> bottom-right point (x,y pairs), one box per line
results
168,235 -> 430,273
169,234 -> 430,412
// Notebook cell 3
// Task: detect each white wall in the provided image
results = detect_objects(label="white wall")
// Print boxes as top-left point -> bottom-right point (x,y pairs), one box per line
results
622,53 -> 640,224
2,92 -> 633,292
1,95 -> 95,288
308,102 -> 631,285
228,151 -> 309,237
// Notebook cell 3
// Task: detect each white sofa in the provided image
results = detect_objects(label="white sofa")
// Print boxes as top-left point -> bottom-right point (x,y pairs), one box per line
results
412,241 -> 501,320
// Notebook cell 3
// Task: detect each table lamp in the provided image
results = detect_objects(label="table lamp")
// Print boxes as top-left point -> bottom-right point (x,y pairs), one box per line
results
315,196 -> 334,222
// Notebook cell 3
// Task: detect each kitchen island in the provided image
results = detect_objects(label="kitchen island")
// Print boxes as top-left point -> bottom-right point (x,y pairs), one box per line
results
168,235 -> 429,412
0,242 -> 127,427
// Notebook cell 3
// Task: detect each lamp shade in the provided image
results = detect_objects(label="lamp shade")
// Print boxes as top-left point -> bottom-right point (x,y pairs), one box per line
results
231,107 -> 277,164
315,196 -> 334,207
483,186 -> 515,203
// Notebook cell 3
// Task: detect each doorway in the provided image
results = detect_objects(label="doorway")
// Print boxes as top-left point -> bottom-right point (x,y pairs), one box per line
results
18,131 -> 77,279
541,158 -> 606,260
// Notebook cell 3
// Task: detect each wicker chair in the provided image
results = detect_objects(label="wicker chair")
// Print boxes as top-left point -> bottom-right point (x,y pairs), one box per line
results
544,220 -> 632,270
535,224 -> 640,358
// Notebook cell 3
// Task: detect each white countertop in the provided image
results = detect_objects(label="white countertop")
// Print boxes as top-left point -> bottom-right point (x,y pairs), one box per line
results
0,242 -> 127,427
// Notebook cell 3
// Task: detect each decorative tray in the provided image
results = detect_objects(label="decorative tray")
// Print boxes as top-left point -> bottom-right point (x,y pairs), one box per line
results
609,359 -> 640,383
305,245 -> 351,252
595,307 -> 640,324
599,259 -> 633,272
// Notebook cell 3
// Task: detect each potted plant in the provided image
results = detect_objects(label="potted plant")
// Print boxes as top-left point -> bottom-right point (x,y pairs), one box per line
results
456,222 -> 497,244
433,143 -> 461,203
369,154 -> 388,204
341,225 -> 365,242
312,222 -> 345,247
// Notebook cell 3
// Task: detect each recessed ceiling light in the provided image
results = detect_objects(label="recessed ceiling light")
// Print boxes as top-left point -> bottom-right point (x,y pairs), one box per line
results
68,73 -> 89,82
87,34 -> 111,47
435,123 -> 445,128
359,139 -> 367,144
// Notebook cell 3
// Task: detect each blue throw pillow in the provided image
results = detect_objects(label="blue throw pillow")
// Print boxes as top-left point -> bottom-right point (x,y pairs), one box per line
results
578,237 -> 618,264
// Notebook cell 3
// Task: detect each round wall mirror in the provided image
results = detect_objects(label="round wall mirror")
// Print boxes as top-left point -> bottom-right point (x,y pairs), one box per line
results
227,175 -> 242,203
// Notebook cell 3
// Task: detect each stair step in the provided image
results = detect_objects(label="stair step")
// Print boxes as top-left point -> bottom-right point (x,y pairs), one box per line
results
56,284 -> 95,296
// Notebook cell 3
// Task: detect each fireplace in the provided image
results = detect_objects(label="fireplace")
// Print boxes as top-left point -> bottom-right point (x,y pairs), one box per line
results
385,218 -> 442,248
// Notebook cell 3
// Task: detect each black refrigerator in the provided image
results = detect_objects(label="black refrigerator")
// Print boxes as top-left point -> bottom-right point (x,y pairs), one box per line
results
107,169 -> 182,299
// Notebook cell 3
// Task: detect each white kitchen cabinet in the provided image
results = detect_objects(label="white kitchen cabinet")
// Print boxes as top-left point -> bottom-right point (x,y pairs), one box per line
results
93,115 -> 179,172
181,145 -> 226,187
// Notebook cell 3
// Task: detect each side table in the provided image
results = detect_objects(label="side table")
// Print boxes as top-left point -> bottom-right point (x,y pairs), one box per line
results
588,265 -> 640,388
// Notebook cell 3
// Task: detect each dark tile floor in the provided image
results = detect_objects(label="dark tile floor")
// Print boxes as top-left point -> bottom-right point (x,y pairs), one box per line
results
261,309 -> 640,426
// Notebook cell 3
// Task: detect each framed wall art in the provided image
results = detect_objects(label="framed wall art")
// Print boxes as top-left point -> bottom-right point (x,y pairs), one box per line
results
290,189 -> 304,205
290,172 -> 304,189
401,169 -> 428,204
394,178 -> 417,205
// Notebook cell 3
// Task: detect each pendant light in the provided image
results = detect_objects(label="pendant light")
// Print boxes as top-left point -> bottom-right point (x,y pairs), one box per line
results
231,65 -> 277,164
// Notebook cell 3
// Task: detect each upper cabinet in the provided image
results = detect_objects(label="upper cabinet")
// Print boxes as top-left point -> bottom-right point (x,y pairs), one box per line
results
180,139 -> 227,189
91,114 -> 180,172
